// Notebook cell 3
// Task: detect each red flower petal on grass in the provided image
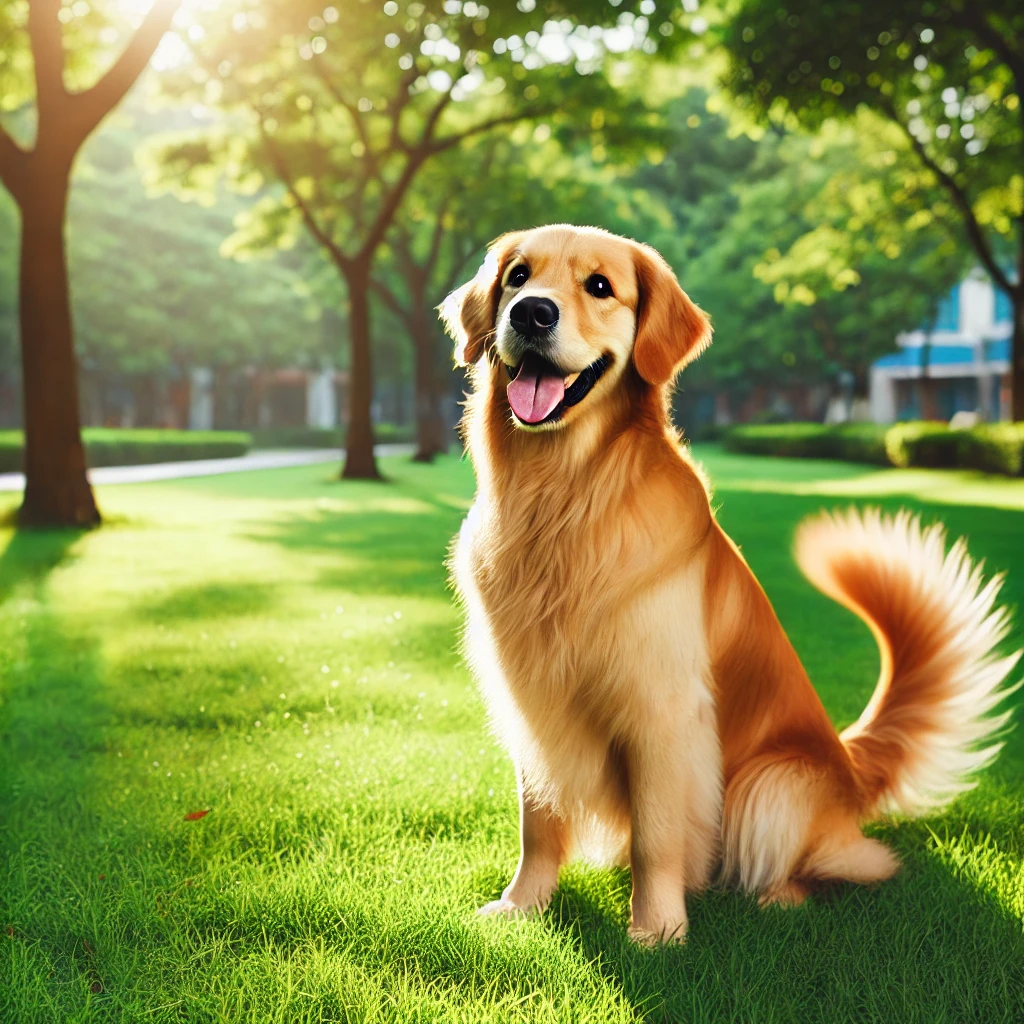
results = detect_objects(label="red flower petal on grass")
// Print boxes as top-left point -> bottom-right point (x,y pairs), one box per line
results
183,810 -> 210,821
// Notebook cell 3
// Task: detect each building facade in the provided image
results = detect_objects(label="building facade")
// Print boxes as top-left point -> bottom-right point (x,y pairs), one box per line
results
869,270 -> 1013,423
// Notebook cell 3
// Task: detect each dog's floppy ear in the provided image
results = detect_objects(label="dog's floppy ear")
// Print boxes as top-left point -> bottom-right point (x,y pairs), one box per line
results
439,231 -> 524,366
632,243 -> 712,385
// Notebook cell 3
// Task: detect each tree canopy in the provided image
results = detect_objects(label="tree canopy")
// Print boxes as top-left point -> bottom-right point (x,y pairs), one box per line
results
721,0 -> 1024,415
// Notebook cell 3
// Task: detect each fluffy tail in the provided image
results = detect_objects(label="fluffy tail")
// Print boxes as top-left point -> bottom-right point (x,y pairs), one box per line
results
794,508 -> 1021,817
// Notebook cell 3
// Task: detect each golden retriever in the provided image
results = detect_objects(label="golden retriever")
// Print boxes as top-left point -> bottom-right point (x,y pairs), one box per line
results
439,224 -> 1019,945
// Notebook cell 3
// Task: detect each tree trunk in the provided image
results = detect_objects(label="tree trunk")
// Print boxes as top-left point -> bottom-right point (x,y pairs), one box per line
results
17,169 -> 100,527
411,315 -> 447,463
341,266 -> 380,480
1012,294 -> 1024,422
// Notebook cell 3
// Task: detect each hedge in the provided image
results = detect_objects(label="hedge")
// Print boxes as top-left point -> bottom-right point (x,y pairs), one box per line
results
724,421 -> 1024,477
722,423 -> 890,465
251,423 -> 417,448
0,429 -> 251,474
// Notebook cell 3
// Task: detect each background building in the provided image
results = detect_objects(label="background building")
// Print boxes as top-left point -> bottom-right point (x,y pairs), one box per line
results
870,271 -> 1013,424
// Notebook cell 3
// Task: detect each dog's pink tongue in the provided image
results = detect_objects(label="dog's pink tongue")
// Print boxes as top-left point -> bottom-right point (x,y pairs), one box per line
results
507,353 -> 565,424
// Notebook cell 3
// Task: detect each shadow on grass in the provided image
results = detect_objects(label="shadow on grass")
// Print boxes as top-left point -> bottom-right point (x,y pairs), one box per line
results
545,844 -> 1024,1023
0,526 -> 83,604
0,528 -> 120,1016
245,497 -> 466,599
139,581 -> 280,623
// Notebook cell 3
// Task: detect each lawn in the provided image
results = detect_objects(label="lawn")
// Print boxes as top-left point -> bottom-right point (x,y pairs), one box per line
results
1,448 -> 1023,1023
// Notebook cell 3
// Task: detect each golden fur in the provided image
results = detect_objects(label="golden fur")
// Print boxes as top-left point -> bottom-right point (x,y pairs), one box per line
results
440,224 -> 1020,944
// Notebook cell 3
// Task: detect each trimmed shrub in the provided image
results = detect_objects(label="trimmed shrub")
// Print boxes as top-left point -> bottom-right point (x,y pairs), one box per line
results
0,432 -> 20,473
252,423 -> 416,449
884,422 -> 958,469
724,421 -> 1024,477
956,423 -> 1024,476
0,429 -> 251,473
724,423 -> 890,465
251,427 -> 343,449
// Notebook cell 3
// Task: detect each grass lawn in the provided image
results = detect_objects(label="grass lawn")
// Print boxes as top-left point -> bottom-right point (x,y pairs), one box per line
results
2,447 -> 1023,1022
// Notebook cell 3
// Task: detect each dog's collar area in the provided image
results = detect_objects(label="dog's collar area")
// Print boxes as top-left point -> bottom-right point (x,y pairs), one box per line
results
504,354 -> 610,425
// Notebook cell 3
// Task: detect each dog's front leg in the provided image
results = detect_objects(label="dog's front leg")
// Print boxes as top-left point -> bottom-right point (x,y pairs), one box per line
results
626,725 -> 692,946
479,775 -> 567,917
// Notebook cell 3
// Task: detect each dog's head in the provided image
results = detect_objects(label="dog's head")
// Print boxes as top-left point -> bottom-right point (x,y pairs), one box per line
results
440,224 -> 711,431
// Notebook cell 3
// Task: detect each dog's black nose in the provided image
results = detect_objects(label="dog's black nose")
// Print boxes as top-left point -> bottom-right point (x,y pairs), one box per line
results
509,296 -> 559,338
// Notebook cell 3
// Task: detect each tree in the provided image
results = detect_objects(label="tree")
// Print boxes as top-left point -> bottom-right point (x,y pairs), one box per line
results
154,0 -> 679,479
721,0 -> 1024,418
0,0 -> 179,525
628,91 -> 970,424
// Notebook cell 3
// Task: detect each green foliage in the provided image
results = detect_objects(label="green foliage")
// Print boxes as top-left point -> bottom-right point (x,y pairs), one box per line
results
0,0 -> 142,117
250,423 -> 414,448
958,423 -> 1024,476
0,428 -> 251,473
720,0 -> 1022,323
885,421 -> 960,468
69,101 -> 321,378
888,421 -> 1024,475
727,421 -> 1024,476
725,422 -> 891,464
149,0 -> 677,264
721,0 -> 1022,212
644,93 -> 968,397
2,454 -> 1023,1021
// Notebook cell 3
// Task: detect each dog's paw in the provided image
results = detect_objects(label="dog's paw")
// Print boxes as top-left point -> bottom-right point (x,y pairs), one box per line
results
477,897 -> 542,918
627,922 -> 688,947
758,880 -> 810,908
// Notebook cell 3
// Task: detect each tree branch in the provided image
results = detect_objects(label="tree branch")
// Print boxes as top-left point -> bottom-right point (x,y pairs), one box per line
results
312,61 -> 378,180
354,89 -> 466,261
369,276 -> 411,323
430,108 -> 550,154
67,0 -> 180,147
260,124 -> 351,275
388,67 -> 420,152
887,106 -> 1013,295
425,197 -> 451,270
28,0 -> 67,133
357,145 -> 432,262
418,89 -> 454,150
0,121 -> 30,202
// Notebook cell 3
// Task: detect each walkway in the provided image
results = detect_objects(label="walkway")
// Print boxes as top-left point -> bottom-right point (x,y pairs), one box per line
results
0,445 -> 416,492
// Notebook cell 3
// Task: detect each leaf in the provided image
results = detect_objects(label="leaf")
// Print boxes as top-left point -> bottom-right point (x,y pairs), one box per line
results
183,810 -> 211,821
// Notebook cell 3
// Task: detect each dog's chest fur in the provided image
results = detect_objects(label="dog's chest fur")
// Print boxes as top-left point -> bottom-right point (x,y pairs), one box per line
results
455,457 -> 709,721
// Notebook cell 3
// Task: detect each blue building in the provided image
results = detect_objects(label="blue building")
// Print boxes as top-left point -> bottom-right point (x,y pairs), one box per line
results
869,270 -> 1013,422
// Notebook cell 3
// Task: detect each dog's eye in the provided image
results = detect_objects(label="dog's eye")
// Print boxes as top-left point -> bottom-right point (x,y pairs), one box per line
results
507,265 -> 530,288
585,274 -> 613,299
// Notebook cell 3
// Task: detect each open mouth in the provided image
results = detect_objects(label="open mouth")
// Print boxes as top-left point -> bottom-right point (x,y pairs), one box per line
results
505,351 -> 610,426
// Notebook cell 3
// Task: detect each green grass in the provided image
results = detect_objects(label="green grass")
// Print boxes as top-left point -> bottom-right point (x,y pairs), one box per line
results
1,447 -> 1023,1022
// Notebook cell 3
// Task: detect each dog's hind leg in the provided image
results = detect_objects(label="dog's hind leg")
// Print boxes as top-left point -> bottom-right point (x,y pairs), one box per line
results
724,754 -> 900,905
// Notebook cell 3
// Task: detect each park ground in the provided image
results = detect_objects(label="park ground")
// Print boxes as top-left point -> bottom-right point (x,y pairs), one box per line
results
1,447 -> 1023,1022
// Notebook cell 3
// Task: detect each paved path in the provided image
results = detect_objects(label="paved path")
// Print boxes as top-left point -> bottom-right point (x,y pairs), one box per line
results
0,445 -> 416,492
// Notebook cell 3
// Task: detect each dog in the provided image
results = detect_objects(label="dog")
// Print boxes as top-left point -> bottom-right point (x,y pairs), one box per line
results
439,224 -> 1019,945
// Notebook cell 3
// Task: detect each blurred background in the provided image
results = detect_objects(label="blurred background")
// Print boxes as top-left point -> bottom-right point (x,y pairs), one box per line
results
1,0 -> 1021,524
